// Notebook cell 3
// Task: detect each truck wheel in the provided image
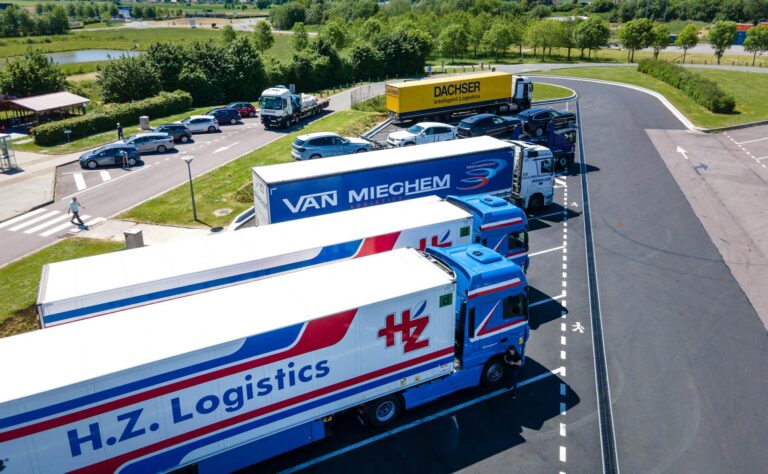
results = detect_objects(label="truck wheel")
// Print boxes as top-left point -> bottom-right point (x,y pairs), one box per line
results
534,126 -> 544,137
528,194 -> 544,211
557,156 -> 568,169
481,358 -> 506,387
366,395 -> 402,428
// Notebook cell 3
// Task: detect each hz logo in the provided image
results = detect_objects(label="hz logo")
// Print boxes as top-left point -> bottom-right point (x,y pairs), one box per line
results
283,190 -> 338,213
378,300 -> 430,353
418,230 -> 452,251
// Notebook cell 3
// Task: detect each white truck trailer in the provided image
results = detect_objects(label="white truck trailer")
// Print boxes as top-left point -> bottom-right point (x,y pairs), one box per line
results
2,246 -> 529,473
36,194 -> 528,328
258,85 -> 329,128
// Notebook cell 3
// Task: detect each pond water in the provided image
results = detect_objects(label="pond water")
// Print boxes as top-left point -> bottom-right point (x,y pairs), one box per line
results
45,49 -> 141,64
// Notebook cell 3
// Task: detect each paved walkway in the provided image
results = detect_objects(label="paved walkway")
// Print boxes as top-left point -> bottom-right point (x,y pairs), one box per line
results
76,219 -> 211,245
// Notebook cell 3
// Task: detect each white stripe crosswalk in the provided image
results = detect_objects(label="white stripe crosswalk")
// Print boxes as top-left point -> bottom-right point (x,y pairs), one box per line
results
0,209 -> 103,238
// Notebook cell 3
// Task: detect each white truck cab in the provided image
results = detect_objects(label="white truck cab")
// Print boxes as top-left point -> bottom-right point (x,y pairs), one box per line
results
506,140 -> 555,211
259,85 -> 325,128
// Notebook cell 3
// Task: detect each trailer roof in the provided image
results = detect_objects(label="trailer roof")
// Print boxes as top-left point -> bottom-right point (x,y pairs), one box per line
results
387,71 -> 512,90
253,136 -> 511,184
38,196 -> 466,304
2,249 -> 453,403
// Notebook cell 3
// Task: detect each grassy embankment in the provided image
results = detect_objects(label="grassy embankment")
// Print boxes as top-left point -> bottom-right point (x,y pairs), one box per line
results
534,67 -> 768,129
0,238 -> 124,337
120,110 -> 385,229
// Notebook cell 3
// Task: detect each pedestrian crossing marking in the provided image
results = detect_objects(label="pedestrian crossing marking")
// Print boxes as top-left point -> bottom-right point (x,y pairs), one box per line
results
73,173 -> 87,191
9,210 -> 60,232
99,170 -> 111,182
39,215 -> 92,237
24,214 -> 71,234
0,208 -> 47,229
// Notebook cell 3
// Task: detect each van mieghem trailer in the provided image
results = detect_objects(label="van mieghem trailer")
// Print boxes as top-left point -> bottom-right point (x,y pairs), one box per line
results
2,246 -> 529,473
252,136 -> 555,225
35,194 -> 528,328
386,72 -> 533,122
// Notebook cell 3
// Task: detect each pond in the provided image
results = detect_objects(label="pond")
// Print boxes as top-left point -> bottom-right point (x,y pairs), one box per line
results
45,49 -> 141,64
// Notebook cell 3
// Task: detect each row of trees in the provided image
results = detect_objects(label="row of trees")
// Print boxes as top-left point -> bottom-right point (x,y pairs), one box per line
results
613,0 -> 768,24
0,5 -> 69,38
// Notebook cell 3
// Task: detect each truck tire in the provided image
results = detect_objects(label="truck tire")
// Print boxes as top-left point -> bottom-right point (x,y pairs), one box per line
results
481,357 -> 506,387
366,395 -> 402,428
528,194 -> 544,212
534,126 -> 544,137
557,155 -> 568,169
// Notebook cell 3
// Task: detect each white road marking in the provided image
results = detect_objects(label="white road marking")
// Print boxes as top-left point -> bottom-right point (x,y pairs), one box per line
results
529,245 -> 564,257
279,368 -> 566,474
561,350 -> 566,360
756,155 -> 768,161
561,323 -> 566,331
0,208 -> 47,229
530,293 -> 565,308
555,177 -> 567,186
560,422 -> 567,435
23,214 -> 70,234
39,215 -> 90,237
560,402 -> 567,416
560,383 -> 566,397
60,165 -> 152,200
528,211 -> 563,221
99,170 -> 111,182
561,336 -> 567,345
736,137 -> 768,145
213,141 -> 239,154
559,446 -> 567,462
9,210 -> 60,231
73,173 -> 87,191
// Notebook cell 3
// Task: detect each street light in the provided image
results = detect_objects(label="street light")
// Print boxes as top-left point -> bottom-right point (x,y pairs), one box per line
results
182,156 -> 197,221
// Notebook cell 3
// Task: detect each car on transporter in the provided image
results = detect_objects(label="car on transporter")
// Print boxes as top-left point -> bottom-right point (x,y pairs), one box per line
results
516,107 -> 576,137
386,122 -> 457,147
291,132 -> 371,160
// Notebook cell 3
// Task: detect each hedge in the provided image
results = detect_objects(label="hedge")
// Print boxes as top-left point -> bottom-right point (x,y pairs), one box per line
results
637,59 -> 735,114
32,90 -> 193,146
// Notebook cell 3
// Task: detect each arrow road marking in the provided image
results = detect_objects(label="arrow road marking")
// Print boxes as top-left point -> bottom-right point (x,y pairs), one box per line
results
213,141 -> 239,154
693,163 -> 709,175
676,146 -> 689,160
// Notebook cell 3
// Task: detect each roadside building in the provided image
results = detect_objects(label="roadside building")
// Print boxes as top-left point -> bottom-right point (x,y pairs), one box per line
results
0,91 -> 89,134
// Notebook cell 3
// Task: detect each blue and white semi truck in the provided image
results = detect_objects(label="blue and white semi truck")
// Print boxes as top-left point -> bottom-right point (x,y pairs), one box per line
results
252,136 -> 555,225
36,195 -> 528,328
2,245 -> 529,473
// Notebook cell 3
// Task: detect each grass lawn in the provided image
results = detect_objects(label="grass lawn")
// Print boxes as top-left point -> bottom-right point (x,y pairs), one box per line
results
14,105 -> 215,154
532,82 -> 574,101
533,66 -> 768,129
0,238 -> 124,337
120,110 -> 385,228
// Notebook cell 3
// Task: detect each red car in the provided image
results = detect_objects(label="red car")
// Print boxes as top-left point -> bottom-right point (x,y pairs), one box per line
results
227,102 -> 257,118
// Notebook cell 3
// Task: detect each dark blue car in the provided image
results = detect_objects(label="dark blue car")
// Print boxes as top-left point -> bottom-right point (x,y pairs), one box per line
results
206,107 -> 241,125
79,143 -> 140,169
457,114 -> 522,138
516,107 -> 576,137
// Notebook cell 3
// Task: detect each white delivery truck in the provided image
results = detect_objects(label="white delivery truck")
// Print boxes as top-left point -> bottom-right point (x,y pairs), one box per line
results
252,136 -> 555,226
36,195 -> 529,328
2,245 -> 530,473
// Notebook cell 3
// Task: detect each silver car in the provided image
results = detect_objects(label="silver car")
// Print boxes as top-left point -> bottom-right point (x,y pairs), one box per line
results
291,132 -> 371,160
123,132 -> 176,154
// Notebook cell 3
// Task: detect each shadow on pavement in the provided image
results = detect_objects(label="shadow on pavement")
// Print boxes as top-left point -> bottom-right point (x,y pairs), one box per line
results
528,287 -> 567,330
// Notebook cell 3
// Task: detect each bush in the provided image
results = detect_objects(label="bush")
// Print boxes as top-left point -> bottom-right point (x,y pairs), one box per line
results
32,90 -> 192,146
637,59 -> 735,113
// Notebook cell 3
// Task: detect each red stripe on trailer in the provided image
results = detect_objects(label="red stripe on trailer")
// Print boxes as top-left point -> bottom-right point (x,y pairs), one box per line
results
354,232 -> 401,258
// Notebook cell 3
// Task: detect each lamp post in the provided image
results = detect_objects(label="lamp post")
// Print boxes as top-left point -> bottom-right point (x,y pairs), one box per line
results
182,156 -> 197,221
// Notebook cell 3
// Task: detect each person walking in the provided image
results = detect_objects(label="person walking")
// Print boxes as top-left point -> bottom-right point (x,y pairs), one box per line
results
504,345 -> 522,398
68,196 -> 87,229
117,123 -> 124,140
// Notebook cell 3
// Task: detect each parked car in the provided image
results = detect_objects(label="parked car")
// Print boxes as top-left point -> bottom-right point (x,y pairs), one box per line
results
516,107 -> 576,137
79,143 -> 140,169
179,115 -> 220,134
386,122 -> 457,147
154,123 -> 192,143
122,132 -> 176,154
457,114 -> 522,138
291,132 -> 372,160
227,102 -> 257,118
206,107 -> 241,125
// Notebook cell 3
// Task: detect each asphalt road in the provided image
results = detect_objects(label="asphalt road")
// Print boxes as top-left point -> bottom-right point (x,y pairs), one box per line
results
246,78 -> 768,473
0,84 -> 384,266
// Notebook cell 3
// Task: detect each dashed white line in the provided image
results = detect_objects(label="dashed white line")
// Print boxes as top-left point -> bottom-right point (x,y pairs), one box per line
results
561,336 -> 567,345
560,402 -> 567,416
736,137 -> 768,145
559,446 -> 567,462
560,422 -> 567,436
560,383 -> 567,397
560,350 -> 567,360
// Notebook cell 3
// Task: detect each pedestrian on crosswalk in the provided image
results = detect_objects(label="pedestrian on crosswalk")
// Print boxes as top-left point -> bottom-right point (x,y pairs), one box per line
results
68,197 -> 87,229
117,123 -> 124,140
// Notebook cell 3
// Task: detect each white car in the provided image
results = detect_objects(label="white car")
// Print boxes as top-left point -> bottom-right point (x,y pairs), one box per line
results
179,115 -> 220,134
387,122 -> 457,147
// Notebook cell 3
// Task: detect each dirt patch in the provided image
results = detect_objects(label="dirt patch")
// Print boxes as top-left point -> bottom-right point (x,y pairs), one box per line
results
0,306 -> 39,339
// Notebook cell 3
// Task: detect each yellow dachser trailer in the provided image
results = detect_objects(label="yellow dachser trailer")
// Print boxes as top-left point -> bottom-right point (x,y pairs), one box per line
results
385,72 -> 532,121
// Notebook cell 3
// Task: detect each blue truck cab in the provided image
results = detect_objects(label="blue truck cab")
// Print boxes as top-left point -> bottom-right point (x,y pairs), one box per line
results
448,194 -> 530,272
525,116 -> 577,170
402,244 -> 529,411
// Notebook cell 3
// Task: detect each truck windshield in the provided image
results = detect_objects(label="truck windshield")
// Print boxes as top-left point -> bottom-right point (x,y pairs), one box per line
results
259,96 -> 283,110
406,125 -> 424,134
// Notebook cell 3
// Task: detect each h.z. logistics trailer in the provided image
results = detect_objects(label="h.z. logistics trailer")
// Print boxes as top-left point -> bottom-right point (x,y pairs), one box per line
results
35,194 -> 528,328
2,246 -> 529,473
252,136 -> 555,225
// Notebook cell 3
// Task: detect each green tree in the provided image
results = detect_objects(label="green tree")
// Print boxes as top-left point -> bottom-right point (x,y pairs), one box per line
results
270,1 -> 305,30
221,24 -> 237,43
373,29 -> 433,77
708,21 -> 737,64
439,23 -> 469,63
482,21 -> 512,59
572,17 -> 611,59
525,20 -> 555,60
675,23 -> 699,63
0,48 -> 66,96
35,3 -> 43,15
109,4 -> 119,17
349,41 -> 383,80
743,25 -> 768,66
131,4 -> 143,19
619,18 -> 654,62
291,22 -> 309,51
321,18 -> 348,50
468,12 -> 490,57
145,42 -> 187,92
226,36 -> 266,100
101,10 -> 111,24
650,23 -> 671,59
97,55 -> 161,103
556,18 -> 581,61
253,21 -> 274,52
